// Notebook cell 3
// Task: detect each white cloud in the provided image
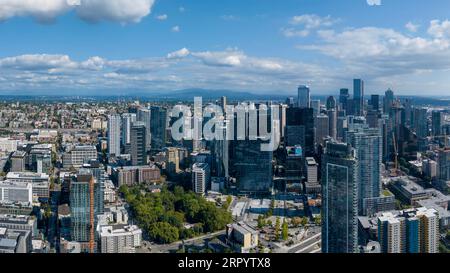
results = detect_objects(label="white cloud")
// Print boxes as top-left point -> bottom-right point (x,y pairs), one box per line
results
0,50 -> 326,94
282,14 -> 339,38
0,0 -> 155,24
167,48 -> 190,59
428,20 -> 450,38
171,25 -> 180,32
156,14 -> 167,21
406,22 -> 420,33
367,0 -> 381,6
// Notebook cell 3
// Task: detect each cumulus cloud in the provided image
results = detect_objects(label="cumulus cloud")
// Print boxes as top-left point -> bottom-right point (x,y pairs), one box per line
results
167,48 -> 190,59
281,14 -> 339,38
0,0 -> 155,24
0,50 -> 326,93
406,22 -> 420,33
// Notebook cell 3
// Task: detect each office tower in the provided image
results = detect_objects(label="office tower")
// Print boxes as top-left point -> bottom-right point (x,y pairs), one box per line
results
353,79 -> 364,116
192,163 -> 210,195
321,142 -> 358,253
403,98 -> 413,127
121,113 -> 136,148
297,85 -> 311,108
232,140 -> 273,194
370,95 -> 380,111
339,88 -> 349,112
366,110 -> 380,129
327,109 -> 337,140
0,181 -> 32,203
346,127 -> 382,215
305,157 -> 320,194
438,149 -> 450,181
326,96 -> 337,110
285,108 -> 315,156
10,151 -> 26,172
212,120 -> 229,178
130,122 -> 147,166
62,145 -> 98,169
336,116 -> 348,141
150,106 -> 167,152
220,96 -> 227,111
286,97 -> 295,108
310,99 -> 321,118
413,107 -> 428,138
384,89 -> 395,115
422,159 -> 438,180
378,208 -> 439,253
70,172 -> 103,253
432,111 -> 443,137
285,145 -> 303,179
107,115 -> 121,157
165,147 -> 180,175
137,108 -> 151,152
315,114 -> 329,146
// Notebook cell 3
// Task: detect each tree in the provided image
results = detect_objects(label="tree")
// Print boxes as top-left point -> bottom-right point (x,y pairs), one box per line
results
257,215 -> 265,229
274,217 -> 281,241
301,217 -> 308,228
314,216 -> 321,226
291,217 -> 301,228
282,219 -> 289,241
148,222 -> 179,244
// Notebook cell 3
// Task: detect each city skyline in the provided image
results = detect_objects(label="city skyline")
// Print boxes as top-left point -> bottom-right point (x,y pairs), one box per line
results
2,0 -> 450,95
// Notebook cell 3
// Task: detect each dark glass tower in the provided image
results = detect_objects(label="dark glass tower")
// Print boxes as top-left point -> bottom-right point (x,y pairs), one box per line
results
321,142 -> 358,253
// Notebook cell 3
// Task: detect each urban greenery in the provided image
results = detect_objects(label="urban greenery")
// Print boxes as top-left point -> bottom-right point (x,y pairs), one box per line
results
120,185 -> 232,244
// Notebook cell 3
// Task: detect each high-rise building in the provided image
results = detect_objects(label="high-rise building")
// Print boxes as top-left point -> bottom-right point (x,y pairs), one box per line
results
297,85 -> 311,109
438,149 -> 450,181
346,127 -> 382,214
378,208 -> 439,253
315,114 -> 329,146
321,142 -> 358,253
70,171 -> 103,253
432,111 -> 443,137
384,89 -> 395,115
107,115 -> 121,157
192,163 -> 210,195
10,151 -> 26,172
327,109 -> 337,140
232,140 -> 273,195
130,122 -> 147,166
285,108 -> 315,156
165,147 -> 180,175
413,107 -> 428,138
137,108 -> 151,152
370,95 -> 380,111
121,113 -> 136,148
310,99 -> 321,118
305,157 -> 320,194
150,106 -> 167,152
339,88 -> 349,112
353,79 -> 364,116
326,96 -> 337,110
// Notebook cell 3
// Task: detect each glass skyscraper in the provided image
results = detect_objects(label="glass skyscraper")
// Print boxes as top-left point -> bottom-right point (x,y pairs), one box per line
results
321,142 -> 358,253
346,127 -> 382,215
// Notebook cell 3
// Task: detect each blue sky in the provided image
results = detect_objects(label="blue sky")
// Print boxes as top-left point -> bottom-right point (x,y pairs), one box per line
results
1,0 -> 450,96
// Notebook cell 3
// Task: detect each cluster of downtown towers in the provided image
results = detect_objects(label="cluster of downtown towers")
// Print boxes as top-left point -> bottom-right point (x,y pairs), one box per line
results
106,79 -> 393,253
